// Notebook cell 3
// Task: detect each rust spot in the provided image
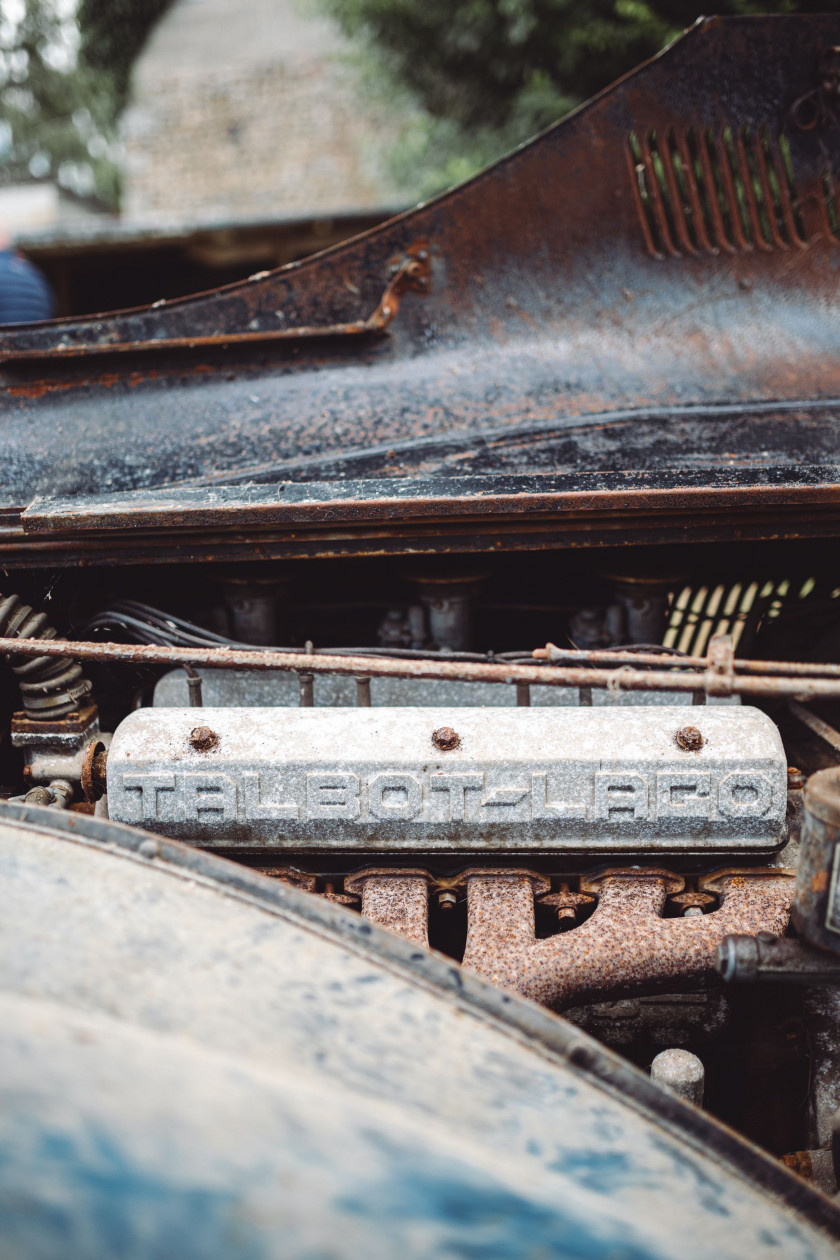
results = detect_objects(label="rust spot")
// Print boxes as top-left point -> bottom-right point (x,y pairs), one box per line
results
432,726 -> 460,751
782,1151 -> 815,1181
676,725 -> 704,751
80,739 -> 107,803
811,870 -> 830,893
189,725 -> 219,752
345,869 -> 431,945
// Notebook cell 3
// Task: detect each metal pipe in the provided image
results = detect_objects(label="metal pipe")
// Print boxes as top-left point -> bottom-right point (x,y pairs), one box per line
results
788,700 -> 840,755
345,870 -> 430,946
537,642 -> 840,681
718,933 -> 840,985
460,870 -> 794,1011
4,634 -> 840,700
183,665 -> 204,707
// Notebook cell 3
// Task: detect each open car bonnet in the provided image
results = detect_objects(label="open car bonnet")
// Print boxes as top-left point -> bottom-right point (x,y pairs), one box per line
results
1,15 -> 840,565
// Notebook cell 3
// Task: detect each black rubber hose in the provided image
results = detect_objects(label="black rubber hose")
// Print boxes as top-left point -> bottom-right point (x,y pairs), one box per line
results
0,593 -> 93,719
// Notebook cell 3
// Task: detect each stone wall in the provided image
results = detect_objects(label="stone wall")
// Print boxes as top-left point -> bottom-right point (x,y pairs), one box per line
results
121,0 -> 411,224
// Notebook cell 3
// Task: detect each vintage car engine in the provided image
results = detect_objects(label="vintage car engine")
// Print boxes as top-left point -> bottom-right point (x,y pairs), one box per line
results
3,13 -> 840,1256
0,574 -> 826,1051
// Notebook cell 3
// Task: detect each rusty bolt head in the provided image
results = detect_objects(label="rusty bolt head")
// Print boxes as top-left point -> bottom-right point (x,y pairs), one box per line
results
438,889 -> 458,911
676,725 -> 704,752
670,891 -> 715,916
787,766 -> 805,790
189,725 -> 219,752
432,726 -> 460,751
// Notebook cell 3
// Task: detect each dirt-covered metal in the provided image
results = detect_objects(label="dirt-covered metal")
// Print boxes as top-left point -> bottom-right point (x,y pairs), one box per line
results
103,704 -> 788,852
1,17 -> 840,568
0,801 -> 836,1256
10,630 -> 840,703
459,868 -> 795,1009
792,766 -> 840,952
718,932 -> 840,985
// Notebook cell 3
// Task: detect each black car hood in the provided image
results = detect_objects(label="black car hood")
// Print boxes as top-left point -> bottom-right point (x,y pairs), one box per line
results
2,15 -> 840,561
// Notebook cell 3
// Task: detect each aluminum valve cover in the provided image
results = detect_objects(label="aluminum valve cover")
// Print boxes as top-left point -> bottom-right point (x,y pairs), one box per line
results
105,705 -> 787,852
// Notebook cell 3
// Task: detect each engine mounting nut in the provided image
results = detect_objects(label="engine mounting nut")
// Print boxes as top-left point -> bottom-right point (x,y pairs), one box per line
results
432,726 -> 460,751
189,725 -> 219,752
676,725 -> 704,752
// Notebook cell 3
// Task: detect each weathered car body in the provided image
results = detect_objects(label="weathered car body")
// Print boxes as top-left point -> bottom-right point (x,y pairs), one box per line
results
3,15 -> 840,1257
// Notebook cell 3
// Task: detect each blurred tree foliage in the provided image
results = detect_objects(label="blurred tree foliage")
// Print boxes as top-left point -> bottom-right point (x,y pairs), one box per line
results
78,0 -> 172,111
0,0 -> 171,210
318,0 -> 840,194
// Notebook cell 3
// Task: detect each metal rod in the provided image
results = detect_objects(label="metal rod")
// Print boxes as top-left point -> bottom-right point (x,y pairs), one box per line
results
515,683 -> 531,707
537,642 -> 840,681
4,634 -> 840,700
788,700 -> 840,755
183,665 -> 203,707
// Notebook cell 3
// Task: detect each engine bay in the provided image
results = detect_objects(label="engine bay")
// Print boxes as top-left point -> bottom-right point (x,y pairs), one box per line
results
3,541 -> 840,1182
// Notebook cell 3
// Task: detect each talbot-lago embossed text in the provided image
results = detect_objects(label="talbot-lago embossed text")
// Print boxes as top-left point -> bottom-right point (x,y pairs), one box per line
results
113,768 -> 776,825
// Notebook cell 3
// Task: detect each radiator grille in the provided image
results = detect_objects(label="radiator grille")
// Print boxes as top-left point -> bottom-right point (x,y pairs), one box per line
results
662,576 -> 818,656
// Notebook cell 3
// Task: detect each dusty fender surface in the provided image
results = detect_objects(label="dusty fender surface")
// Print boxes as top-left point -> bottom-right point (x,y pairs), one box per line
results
0,802 -> 838,1258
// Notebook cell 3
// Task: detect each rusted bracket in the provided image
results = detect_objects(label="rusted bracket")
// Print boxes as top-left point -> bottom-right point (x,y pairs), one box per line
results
0,240 -> 431,364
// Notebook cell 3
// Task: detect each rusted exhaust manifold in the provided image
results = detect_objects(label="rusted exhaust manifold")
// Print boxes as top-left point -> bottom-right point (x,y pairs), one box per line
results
349,868 -> 794,1010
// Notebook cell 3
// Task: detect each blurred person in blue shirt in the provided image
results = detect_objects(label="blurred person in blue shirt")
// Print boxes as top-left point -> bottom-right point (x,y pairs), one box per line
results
0,223 -> 55,324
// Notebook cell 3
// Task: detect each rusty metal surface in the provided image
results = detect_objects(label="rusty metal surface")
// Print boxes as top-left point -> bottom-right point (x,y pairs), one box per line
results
11,630 -> 840,702
459,869 -> 794,1009
345,870 -> 430,945
1,16 -> 840,537
0,242 -> 431,362
152,666 -> 737,709
9,466 -> 840,564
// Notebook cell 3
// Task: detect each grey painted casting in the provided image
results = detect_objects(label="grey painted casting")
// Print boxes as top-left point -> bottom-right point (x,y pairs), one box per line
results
106,704 -> 787,852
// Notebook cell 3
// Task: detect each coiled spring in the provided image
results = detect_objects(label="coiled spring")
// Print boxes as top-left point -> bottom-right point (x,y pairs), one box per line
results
0,593 -> 92,720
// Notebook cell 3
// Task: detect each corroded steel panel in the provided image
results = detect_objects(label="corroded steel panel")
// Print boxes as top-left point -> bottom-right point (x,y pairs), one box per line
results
1,15 -> 840,541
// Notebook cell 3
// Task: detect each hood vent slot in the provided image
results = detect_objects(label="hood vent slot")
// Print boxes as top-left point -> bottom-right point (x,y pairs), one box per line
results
628,126 -> 811,257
